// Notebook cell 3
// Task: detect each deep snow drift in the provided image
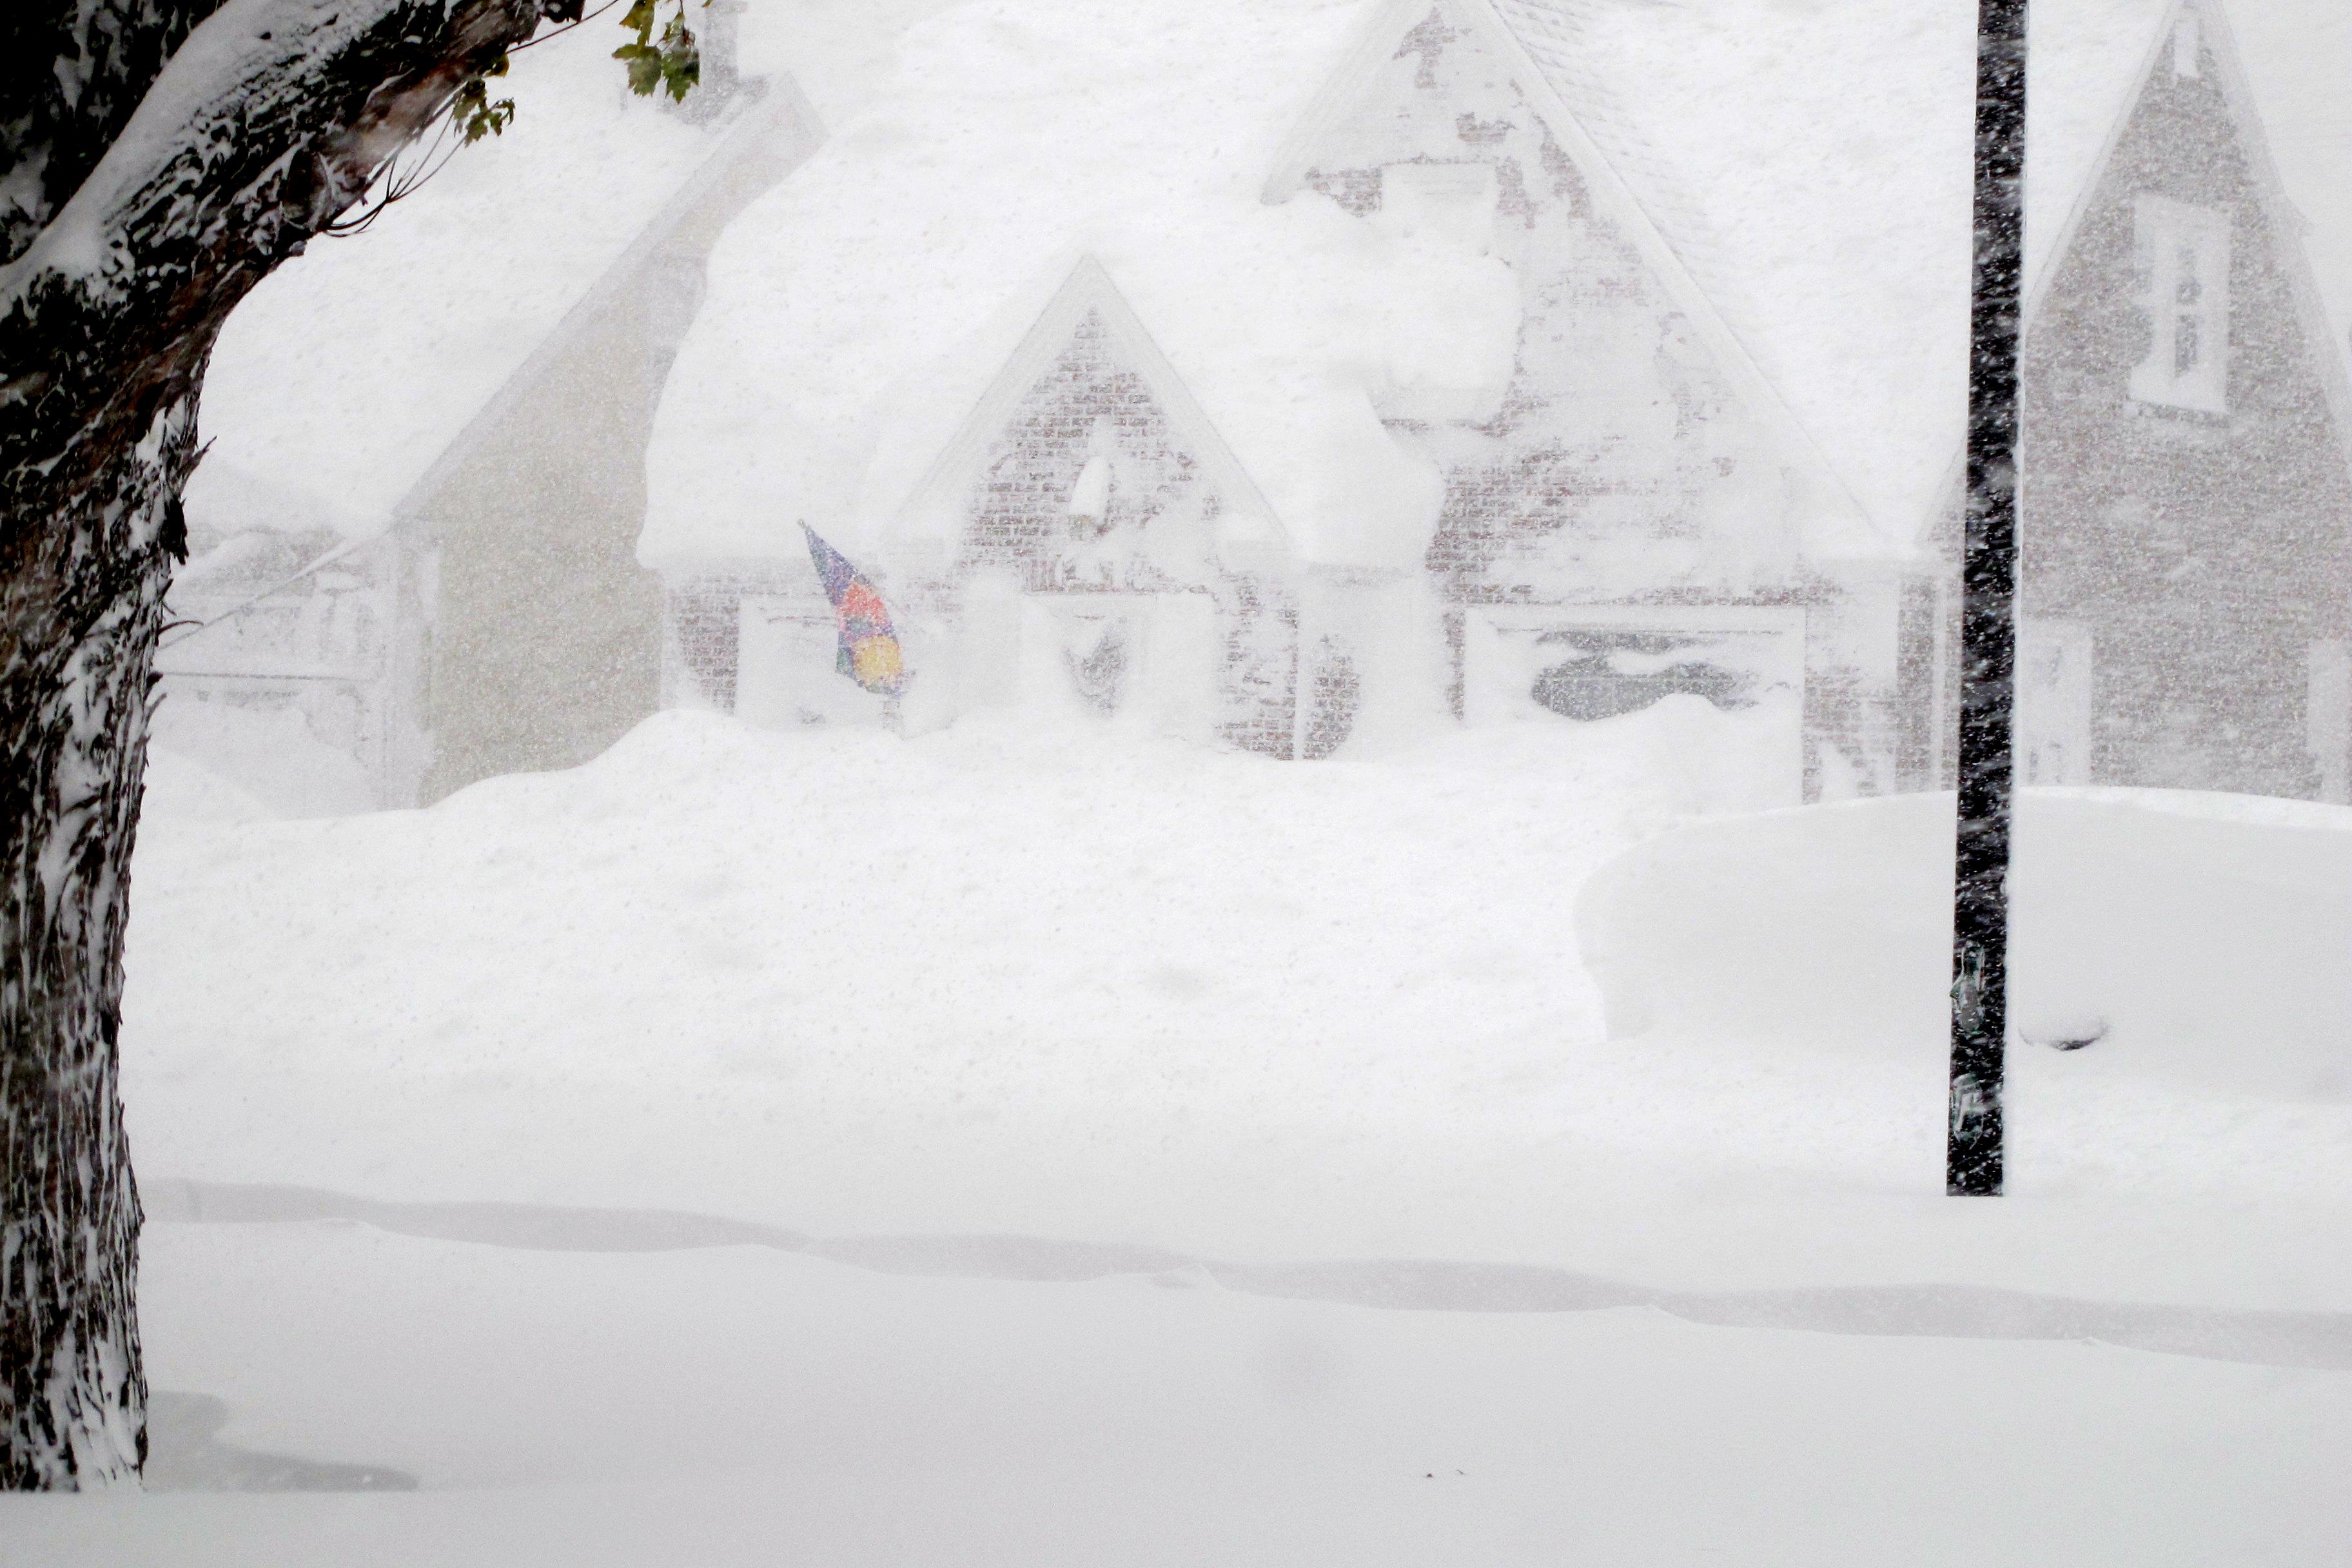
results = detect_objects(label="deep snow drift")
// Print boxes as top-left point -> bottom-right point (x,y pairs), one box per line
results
121,709 -> 2352,1309
57,705 -> 2351,1562
1582,787 -> 2352,1104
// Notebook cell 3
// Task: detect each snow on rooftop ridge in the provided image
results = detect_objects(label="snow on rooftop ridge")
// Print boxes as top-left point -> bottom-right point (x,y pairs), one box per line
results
1518,0 -> 2352,539
642,0 -> 1524,574
1488,1 -> 1774,371
188,18 -> 761,542
1255,0 -> 1888,558
1557,0 -> 2170,539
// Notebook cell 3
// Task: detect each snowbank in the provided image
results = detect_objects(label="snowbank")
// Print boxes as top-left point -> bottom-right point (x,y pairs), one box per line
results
123,708 -> 1646,1157
1579,790 -> 2352,1103
139,748 -> 277,828
119,710 -> 2352,1309
640,0 -> 1521,571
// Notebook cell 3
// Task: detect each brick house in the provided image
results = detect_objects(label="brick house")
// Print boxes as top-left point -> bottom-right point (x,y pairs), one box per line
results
655,0 -> 1936,807
1992,1 -> 2352,800
651,0 -> 2352,808
672,258 -> 1335,757
1266,0 -> 1910,797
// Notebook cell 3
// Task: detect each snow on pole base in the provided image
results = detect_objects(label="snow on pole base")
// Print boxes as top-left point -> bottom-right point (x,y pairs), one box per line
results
1950,0 -> 2028,1197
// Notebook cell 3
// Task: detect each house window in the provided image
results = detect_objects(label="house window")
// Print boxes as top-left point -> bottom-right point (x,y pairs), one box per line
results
2129,195 -> 2231,415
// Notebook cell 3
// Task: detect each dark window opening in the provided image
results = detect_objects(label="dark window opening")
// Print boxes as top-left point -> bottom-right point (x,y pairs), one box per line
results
1528,629 -> 1759,721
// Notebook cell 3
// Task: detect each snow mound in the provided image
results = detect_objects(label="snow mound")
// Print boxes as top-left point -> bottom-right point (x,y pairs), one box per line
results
140,747 -> 277,828
146,700 -> 377,819
123,714 -> 2352,1300
1578,790 -> 2352,1103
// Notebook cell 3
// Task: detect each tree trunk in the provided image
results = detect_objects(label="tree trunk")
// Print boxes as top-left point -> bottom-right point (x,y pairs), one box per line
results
1,395 -> 195,1489
1,0 -> 571,1487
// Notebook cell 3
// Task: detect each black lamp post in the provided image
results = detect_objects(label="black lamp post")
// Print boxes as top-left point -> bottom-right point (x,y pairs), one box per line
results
1950,0 -> 2028,1196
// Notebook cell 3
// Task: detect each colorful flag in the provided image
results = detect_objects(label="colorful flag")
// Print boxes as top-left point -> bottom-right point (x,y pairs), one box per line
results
801,524 -> 906,694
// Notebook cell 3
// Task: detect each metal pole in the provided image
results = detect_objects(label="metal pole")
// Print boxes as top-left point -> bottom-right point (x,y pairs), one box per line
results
1950,0 -> 2027,1197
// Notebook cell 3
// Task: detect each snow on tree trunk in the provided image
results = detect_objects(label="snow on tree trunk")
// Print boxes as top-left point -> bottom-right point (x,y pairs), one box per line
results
1,0 -> 569,1488
1949,0 -> 2028,1197
0,396 -> 195,1489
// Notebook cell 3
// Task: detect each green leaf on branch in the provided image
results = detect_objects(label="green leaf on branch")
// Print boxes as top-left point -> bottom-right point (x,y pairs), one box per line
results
451,69 -> 516,143
616,0 -> 702,103
613,42 -> 665,97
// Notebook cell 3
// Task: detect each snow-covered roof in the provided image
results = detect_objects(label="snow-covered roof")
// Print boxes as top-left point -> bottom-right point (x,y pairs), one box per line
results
640,0 -> 1522,574
649,0 -> 2352,573
183,19 -> 778,541
1260,0 -> 1888,561
186,0 -> 2350,561
1485,0 -> 2352,536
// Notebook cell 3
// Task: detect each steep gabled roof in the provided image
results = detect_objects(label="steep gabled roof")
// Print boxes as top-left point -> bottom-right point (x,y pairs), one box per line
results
643,0 -> 2348,576
383,79 -> 821,536
1264,0 -> 1885,560
896,257 -> 1289,554
1431,0 -> 2347,554
642,0 -> 1519,576
184,24 -> 811,542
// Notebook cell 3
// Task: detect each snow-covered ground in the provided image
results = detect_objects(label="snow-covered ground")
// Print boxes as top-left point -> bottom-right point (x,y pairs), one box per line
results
113,709 -> 2352,1309
6,1219 -> 2347,1567
6,708 -> 2340,1556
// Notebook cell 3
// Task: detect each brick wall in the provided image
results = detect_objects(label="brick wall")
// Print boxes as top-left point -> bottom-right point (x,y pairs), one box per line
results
1294,13 -> 1880,793
2018,35 -> 2352,797
953,308 -> 1302,755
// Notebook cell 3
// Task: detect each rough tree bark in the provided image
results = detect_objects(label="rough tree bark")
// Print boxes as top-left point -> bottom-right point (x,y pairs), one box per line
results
3,0 -> 580,1490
